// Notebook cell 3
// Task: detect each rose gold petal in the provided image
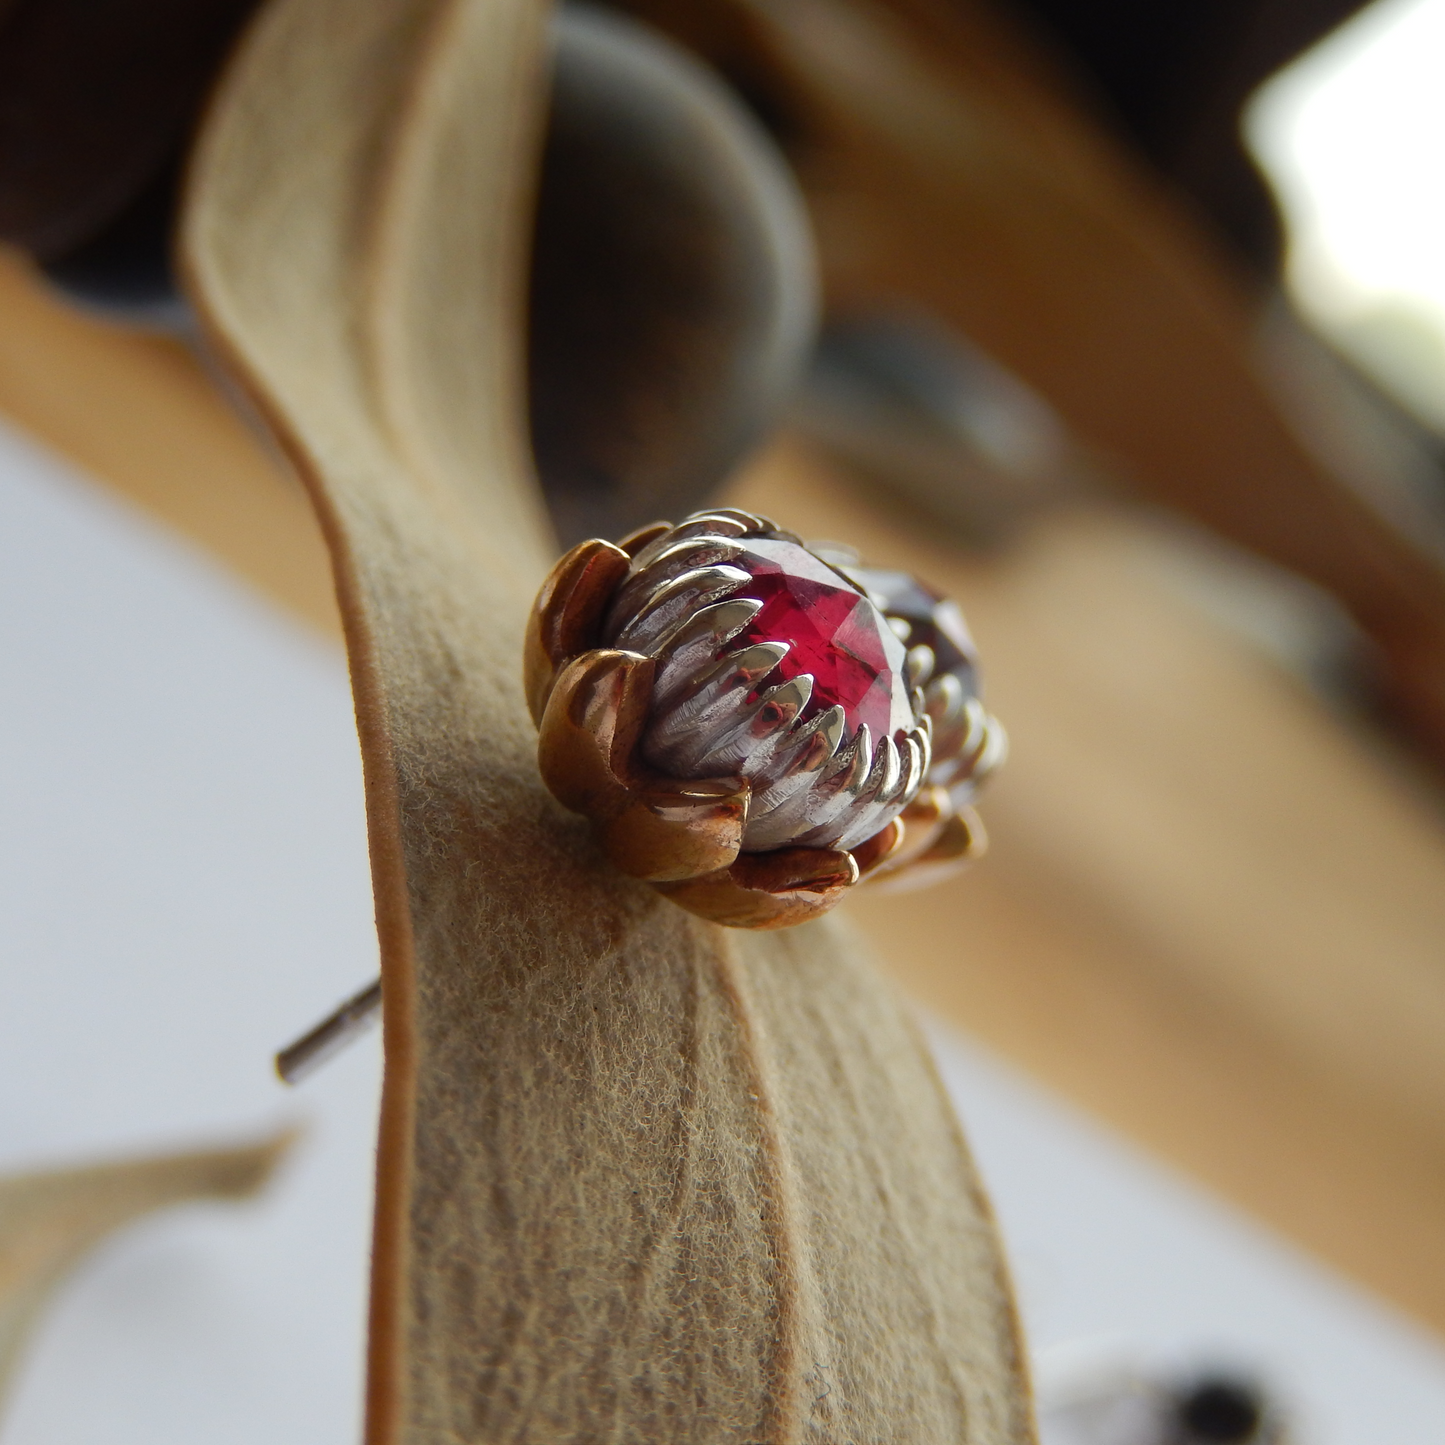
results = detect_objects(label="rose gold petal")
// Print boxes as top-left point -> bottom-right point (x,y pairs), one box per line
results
849,817 -> 906,878
655,845 -> 859,928
537,649 -> 655,818
615,519 -> 673,556
524,538 -> 630,722
601,776 -> 749,882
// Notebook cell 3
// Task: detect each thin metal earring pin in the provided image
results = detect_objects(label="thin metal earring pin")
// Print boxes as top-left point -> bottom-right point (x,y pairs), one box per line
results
275,978 -> 382,1084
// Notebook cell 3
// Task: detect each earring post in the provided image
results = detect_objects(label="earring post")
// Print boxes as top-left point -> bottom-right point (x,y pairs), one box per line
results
275,978 -> 382,1084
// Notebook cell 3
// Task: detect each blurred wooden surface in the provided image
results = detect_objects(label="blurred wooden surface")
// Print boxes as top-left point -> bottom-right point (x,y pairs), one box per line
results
732,442 -> 1445,1331
628,0 -> 1445,766
0,250 -> 339,637
4,252 -> 1445,1335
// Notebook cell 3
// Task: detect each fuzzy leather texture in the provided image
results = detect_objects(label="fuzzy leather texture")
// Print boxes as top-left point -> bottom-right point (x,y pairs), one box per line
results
183,0 -> 1034,1438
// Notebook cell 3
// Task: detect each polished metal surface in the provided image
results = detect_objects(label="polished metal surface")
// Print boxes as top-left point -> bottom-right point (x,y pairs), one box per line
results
601,507 -> 936,852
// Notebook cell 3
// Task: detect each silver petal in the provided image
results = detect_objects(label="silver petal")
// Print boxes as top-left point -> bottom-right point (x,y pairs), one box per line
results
749,714 -> 859,826
734,705 -> 847,823
758,721 -> 870,850
906,644 -> 935,689
659,508 -> 772,544
971,714 -> 1008,783
620,529 -> 718,584
606,540 -> 743,637
671,514 -> 752,538
819,719 -> 872,795
746,703 -> 844,806
650,597 -> 764,705
752,700 -> 845,793
691,674 -> 814,775
869,732 -> 902,802
925,671 -> 966,729
949,714 -> 1008,806
706,507 -> 775,533
829,734 -> 902,851
634,534 -> 742,581
960,696 -> 990,758
895,733 -> 925,804
612,564 -> 752,654
913,721 -> 934,779
643,642 -> 789,770
621,530 -> 679,573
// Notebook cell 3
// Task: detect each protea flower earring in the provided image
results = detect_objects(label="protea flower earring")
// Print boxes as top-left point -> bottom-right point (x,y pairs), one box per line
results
277,506 -> 1007,1082
527,507 -> 1006,928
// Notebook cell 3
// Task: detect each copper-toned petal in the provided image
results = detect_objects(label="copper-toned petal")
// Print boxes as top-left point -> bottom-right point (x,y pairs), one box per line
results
862,784 -> 951,884
615,519 -> 672,556
537,648 -> 655,817
656,845 -> 859,928
601,776 -> 749,882
849,816 -> 905,878
524,538 -> 631,723
870,802 -> 988,896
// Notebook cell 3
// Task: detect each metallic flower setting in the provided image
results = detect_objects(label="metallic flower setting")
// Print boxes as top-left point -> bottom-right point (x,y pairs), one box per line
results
832,559 -> 1008,808
601,514 -> 934,852
525,506 -> 1005,929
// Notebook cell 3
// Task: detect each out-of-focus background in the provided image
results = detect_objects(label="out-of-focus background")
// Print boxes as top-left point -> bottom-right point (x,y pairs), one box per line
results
3,0 -> 1445,1441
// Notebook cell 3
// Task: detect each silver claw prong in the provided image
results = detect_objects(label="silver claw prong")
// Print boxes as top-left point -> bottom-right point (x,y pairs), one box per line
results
772,705 -> 848,783
692,674 -> 814,773
959,696 -> 990,757
751,717 -> 862,832
741,700 -> 844,832
644,642 -> 789,767
971,714 -> 1008,783
896,734 -> 924,803
800,702 -> 847,765
925,671 -> 966,728
707,507 -> 774,533
778,722 -> 874,848
612,564 -> 751,653
650,597 -> 764,703
828,733 -> 902,852
871,733 -> 901,801
734,704 -> 846,832
906,644 -> 935,689
607,536 -> 741,626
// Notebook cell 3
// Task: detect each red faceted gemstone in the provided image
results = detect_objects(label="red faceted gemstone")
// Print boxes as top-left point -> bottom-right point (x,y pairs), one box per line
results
730,538 -> 914,743
849,565 -> 980,698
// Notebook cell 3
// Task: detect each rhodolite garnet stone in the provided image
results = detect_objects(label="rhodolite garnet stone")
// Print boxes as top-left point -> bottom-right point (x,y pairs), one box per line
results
730,538 -> 915,745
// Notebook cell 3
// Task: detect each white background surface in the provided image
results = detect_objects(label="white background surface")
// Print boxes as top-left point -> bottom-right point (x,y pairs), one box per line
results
2,418 -> 1444,1442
